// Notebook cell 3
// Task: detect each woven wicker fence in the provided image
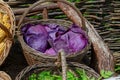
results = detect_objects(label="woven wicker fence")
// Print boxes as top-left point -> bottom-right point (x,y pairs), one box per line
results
11,0 -> 120,54
0,0 -> 120,79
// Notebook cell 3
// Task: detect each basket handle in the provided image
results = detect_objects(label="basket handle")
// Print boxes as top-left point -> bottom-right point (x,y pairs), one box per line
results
18,0 -> 85,30
57,49 -> 67,80
0,23 -> 12,39
0,0 -> 3,2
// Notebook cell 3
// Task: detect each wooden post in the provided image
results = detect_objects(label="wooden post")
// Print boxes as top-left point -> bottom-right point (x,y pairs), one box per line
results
42,8 -> 48,19
58,2 -> 115,73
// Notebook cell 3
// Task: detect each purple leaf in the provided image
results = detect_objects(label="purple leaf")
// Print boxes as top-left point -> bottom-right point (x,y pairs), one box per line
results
22,24 -> 49,52
45,24 -> 66,40
27,34 -> 48,52
45,48 -> 56,56
21,24 -> 33,34
52,26 -> 88,54
26,24 -> 48,36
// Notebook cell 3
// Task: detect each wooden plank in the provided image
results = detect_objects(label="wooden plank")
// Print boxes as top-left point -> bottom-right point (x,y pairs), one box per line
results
58,1 -> 115,73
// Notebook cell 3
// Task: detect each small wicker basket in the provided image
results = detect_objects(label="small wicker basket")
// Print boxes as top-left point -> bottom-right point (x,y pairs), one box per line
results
0,0 -> 15,65
15,62 -> 100,80
17,0 -> 90,65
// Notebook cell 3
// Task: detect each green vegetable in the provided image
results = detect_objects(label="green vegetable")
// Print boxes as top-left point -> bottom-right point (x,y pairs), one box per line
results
115,67 -> 120,72
90,77 -> 95,80
28,69 -> 96,80
100,70 -> 113,79
76,69 -> 89,80
54,15 -> 67,19
29,73 -> 37,80
115,64 -> 120,73
67,71 -> 75,80
29,15 -> 42,19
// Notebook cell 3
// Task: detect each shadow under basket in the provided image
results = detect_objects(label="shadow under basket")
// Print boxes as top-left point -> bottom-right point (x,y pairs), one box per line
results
17,19 -> 90,65
15,62 -> 100,80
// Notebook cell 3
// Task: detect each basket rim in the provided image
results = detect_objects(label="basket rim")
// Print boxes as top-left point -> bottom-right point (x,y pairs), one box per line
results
0,1 -> 15,37
17,19 -> 91,59
18,19 -> 73,30
15,62 -> 100,80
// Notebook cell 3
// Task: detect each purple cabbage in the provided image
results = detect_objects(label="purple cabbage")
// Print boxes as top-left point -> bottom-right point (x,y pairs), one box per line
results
21,23 -> 88,56
26,34 -> 48,52
21,24 -> 49,52
53,25 -> 88,54
45,23 -> 66,40
45,48 -> 56,56
21,24 -> 33,34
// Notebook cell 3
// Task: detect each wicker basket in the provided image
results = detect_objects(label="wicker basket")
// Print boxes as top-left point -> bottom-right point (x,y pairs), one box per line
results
17,0 -> 90,65
0,0 -> 15,65
15,62 -> 100,80
0,71 -> 12,80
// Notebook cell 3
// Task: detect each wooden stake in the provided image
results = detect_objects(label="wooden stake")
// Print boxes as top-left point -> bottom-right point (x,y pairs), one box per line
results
58,1 -> 115,73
